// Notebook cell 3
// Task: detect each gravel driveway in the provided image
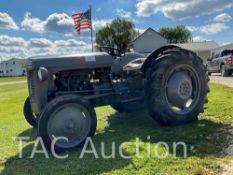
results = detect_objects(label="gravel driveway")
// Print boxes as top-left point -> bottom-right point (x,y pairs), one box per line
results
210,73 -> 233,88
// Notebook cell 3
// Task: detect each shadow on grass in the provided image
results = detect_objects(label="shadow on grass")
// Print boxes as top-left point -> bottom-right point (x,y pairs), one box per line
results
1,110 -> 232,175
17,128 -> 37,142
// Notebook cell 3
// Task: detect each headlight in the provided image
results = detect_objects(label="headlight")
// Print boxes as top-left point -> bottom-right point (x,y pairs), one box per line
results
38,67 -> 49,81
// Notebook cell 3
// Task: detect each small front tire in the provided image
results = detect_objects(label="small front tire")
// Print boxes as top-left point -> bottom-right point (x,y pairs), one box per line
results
23,97 -> 37,128
37,95 -> 97,152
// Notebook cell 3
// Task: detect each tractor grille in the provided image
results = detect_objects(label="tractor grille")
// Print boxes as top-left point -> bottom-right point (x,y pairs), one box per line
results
27,71 -> 36,101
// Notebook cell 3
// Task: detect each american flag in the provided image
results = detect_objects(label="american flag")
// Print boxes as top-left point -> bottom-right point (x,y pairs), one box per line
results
72,9 -> 92,34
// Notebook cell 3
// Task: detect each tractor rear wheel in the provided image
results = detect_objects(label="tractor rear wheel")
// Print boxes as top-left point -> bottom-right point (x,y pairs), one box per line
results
37,95 -> 97,152
145,50 -> 209,126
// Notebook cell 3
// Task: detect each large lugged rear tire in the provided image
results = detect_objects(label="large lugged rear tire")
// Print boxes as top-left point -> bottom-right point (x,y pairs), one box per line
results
23,97 -> 37,128
145,49 -> 209,126
37,95 -> 97,152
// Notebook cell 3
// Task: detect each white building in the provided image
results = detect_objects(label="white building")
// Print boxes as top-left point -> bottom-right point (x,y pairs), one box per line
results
212,43 -> 233,51
133,27 -> 167,54
132,28 -> 220,62
175,41 -> 220,62
0,58 -> 27,77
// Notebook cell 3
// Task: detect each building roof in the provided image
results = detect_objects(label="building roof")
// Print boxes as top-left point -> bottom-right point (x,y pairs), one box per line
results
13,58 -> 27,64
133,27 -> 166,43
212,43 -> 233,51
0,58 -> 27,65
175,41 -> 220,52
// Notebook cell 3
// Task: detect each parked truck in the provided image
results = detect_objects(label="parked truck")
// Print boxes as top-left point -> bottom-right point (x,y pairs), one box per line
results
207,49 -> 233,77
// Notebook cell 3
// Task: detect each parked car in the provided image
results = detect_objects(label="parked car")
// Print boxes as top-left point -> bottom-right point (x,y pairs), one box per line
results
207,49 -> 233,77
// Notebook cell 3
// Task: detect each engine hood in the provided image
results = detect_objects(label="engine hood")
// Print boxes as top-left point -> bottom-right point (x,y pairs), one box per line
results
25,52 -> 114,70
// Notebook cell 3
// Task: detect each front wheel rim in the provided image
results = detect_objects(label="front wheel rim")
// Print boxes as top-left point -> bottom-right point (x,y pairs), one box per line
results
47,103 -> 91,149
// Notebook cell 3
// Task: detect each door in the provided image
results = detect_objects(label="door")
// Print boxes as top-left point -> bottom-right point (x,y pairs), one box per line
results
212,51 -> 221,72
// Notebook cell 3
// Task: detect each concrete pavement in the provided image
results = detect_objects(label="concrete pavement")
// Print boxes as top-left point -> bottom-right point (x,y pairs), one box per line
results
209,73 -> 233,88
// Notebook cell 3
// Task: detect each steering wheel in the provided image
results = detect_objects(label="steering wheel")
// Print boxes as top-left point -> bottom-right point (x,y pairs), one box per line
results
98,46 -> 121,57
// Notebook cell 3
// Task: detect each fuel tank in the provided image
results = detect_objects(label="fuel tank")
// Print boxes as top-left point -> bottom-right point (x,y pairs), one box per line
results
25,52 -> 114,70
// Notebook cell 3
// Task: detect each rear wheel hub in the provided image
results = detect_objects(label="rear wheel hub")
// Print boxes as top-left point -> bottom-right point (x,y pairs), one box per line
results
167,71 -> 193,108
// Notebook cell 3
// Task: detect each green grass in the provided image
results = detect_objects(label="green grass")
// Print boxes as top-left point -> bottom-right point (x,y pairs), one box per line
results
0,83 -> 233,175
0,76 -> 26,83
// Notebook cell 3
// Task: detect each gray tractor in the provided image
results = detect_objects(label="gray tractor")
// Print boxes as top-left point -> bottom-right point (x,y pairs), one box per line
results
23,45 -> 209,152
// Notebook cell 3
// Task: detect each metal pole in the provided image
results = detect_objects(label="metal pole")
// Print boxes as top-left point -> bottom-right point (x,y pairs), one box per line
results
0,58 -> 2,70
90,5 -> 94,52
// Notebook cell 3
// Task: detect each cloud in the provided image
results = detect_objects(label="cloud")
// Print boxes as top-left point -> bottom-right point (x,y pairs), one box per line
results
187,23 -> 229,35
0,12 -> 19,30
200,23 -> 229,35
21,12 -> 75,35
21,12 -> 111,36
28,38 -> 53,48
0,35 -> 26,46
21,12 -> 44,33
44,13 -> 75,35
213,13 -> 232,22
136,28 -> 146,34
222,42 -> 231,46
115,9 -> 132,18
93,19 -> 112,31
186,26 -> 199,32
192,36 -> 209,42
0,35 -> 91,60
54,39 -> 87,47
136,0 -> 233,20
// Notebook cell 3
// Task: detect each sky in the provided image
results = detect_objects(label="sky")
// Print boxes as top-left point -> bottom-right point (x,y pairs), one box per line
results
0,0 -> 233,60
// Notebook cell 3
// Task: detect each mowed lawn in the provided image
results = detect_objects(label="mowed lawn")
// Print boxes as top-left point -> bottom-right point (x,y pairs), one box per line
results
0,83 -> 233,175
0,76 -> 26,83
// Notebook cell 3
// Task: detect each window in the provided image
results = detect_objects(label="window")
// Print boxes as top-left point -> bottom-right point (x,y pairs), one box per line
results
6,70 -> 8,73
13,61 -> 15,65
222,50 -> 233,57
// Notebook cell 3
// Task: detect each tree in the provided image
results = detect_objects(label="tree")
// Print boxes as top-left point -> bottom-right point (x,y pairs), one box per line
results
159,25 -> 192,44
96,18 -> 139,54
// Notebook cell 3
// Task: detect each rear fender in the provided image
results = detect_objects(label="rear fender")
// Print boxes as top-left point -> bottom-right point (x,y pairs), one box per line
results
141,45 -> 193,73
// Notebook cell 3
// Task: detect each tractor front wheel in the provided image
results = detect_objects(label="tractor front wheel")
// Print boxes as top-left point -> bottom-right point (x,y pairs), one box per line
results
145,50 -> 209,126
37,95 -> 97,152
23,97 -> 37,128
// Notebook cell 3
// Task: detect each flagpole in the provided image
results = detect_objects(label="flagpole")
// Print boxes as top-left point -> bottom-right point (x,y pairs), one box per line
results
90,5 -> 94,53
